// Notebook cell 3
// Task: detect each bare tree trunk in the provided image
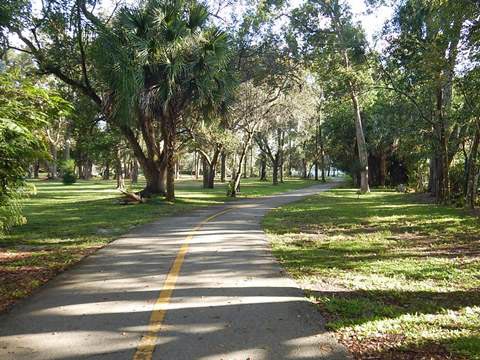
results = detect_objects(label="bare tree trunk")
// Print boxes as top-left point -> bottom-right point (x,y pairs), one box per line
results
280,160 -> 284,183
439,124 -> 450,203
202,157 -> 209,188
315,120 -> 319,181
379,152 -> 387,187
466,122 -> 480,208
229,132 -> 254,197
288,138 -> 293,177
243,148 -> 248,179
250,146 -> 254,177
195,151 -> 200,180
272,158 -> 279,185
165,119 -> 176,202
351,90 -> 370,193
50,146 -> 58,179
220,152 -> 226,182
103,160 -> 110,180
259,153 -> 267,181
131,160 -> 139,184
123,160 -> 130,179
115,150 -> 125,189
33,160 -> 40,179
84,160 -> 93,180
175,160 -> 180,180
319,123 -> 326,183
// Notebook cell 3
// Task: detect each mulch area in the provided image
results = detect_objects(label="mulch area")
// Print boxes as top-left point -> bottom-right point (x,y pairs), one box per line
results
0,247 -> 99,313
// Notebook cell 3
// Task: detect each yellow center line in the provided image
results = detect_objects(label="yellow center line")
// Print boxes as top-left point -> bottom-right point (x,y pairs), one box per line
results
133,207 -> 233,360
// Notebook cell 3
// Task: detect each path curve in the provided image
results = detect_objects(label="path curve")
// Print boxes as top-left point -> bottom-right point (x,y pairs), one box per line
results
0,182 -> 350,360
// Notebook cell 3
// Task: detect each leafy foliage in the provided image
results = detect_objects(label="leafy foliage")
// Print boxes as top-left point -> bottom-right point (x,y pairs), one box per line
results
0,70 -> 70,232
59,159 -> 76,185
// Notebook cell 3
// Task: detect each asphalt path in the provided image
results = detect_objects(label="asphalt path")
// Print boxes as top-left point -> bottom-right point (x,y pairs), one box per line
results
0,181 -> 350,360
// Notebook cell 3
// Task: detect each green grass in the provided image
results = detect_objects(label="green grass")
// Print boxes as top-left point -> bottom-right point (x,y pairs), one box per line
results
264,189 -> 480,359
0,176 -> 316,312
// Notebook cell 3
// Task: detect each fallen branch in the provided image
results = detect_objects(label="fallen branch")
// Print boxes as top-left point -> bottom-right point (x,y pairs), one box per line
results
119,189 -> 146,204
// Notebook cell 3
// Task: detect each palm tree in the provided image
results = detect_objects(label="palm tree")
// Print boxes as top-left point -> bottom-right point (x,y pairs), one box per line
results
92,0 -> 234,200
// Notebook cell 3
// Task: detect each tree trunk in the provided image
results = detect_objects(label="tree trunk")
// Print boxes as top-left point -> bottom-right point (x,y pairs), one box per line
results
243,148 -> 248,179
165,118 -> 176,202
84,160 -> 92,180
64,123 -> 71,160
208,164 -> 216,188
280,159 -> 284,183
50,146 -> 58,179
350,90 -> 370,193
142,160 -> 166,195
288,138 -> 293,177
319,124 -> 326,183
229,133 -> 254,197
438,124 -> 450,203
259,153 -> 267,181
466,122 -> 480,208
429,156 -> 439,196
121,125 -> 166,196
202,157 -> 210,188
195,152 -> 200,180
103,160 -> 110,180
33,160 -> 40,179
220,152 -> 226,182
272,158 -> 279,185
124,160 -> 130,179
379,152 -> 387,187
207,149 -> 221,189
63,141 -> 70,161
315,120 -> 319,181
250,146 -> 254,177
175,160 -> 180,180
115,150 -> 125,189
131,160 -> 139,184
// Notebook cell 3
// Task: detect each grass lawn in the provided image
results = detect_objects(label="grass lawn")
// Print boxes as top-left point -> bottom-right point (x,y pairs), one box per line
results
0,176 -> 316,312
263,188 -> 480,360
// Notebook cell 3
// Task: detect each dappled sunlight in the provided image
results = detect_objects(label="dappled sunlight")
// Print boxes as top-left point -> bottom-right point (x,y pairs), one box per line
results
265,189 -> 480,359
0,182 -> 347,359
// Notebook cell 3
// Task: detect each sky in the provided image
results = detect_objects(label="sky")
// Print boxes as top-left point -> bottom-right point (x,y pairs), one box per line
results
348,0 -> 394,46
20,0 -> 394,49
211,0 -> 394,48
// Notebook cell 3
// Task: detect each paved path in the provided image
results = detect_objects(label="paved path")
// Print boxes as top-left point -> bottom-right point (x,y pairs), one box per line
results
0,182 -> 350,360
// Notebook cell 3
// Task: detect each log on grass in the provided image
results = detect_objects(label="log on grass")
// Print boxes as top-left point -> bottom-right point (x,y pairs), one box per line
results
119,189 -> 146,204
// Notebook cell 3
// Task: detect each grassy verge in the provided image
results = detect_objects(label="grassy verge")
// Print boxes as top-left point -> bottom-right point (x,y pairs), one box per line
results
263,189 -> 480,359
0,176 -> 316,312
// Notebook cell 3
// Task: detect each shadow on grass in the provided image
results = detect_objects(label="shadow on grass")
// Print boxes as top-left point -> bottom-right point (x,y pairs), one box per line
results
266,189 -> 480,251
265,188 -> 480,359
302,287 -> 480,359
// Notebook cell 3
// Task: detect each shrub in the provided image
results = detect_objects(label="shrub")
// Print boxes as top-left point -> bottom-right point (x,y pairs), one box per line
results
60,160 -> 77,185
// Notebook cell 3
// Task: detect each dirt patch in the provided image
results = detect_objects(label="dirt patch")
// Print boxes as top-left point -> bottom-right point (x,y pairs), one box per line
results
0,247 -> 100,313
0,251 -> 34,265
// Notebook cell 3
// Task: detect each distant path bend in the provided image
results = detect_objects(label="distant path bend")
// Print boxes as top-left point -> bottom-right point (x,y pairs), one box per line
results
0,181 -> 350,360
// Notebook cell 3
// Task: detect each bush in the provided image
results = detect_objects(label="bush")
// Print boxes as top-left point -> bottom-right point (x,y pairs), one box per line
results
60,160 -> 77,185
0,189 -> 27,234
